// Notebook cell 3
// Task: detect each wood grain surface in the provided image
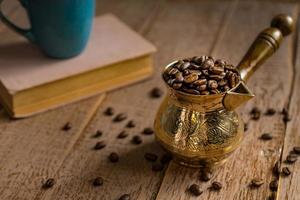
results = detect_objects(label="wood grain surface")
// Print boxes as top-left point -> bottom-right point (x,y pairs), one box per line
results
0,0 -> 299,200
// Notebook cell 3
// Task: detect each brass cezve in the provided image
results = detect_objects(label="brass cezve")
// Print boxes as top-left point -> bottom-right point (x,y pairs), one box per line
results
154,14 -> 294,168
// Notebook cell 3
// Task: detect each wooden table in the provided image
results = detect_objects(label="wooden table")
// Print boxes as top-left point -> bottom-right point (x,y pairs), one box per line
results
0,0 -> 300,199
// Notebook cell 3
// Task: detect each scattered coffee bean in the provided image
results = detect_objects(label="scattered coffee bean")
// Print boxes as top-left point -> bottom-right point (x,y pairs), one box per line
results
126,120 -> 136,128
160,153 -> 172,164
144,153 -> 158,162
94,141 -> 106,150
250,178 -> 264,188
132,135 -> 142,144
62,122 -> 72,131
260,133 -> 273,140
114,113 -> 127,122
104,107 -> 114,116
286,154 -> 297,163
199,169 -> 213,182
281,167 -> 291,176
265,108 -> 276,116
150,87 -> 163,98
119,194 -> 130,200
42,178 -> 55,189
188,184 -> 203,196
152,163 -> 164,171
250,107 -> 261,120
93,130 -> 103,138
117,131 -> 128,139
273,161 -> 281,176
109,152 -> 119,163
293,146 -> 300,154
163,56 -> 240,95
211,181 -> 222,191
142,127 -> 154,135
93,177 -> 104,186
269,180 -> 278,191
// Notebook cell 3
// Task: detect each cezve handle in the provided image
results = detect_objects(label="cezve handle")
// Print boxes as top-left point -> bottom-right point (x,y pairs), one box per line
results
238,14 -> 294,81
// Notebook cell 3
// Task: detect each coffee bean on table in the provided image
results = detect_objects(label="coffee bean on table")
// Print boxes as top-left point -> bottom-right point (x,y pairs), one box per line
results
293,146 -> 300,154
94,141 -> 106,150
269,180 -> 278,191
160,153 -> 172,164
142,127 -> 154,135
273,161 -> 281,176
188,184 -> 203,196
150,87 -> 163,98
250,107 -> 261,120
250,178 -> 264,188
119,194 -> 130,200
152,163 -> 164,171
281,167 -> 291,176
109,152 -> 119,163
144,153 -> 158,162
93,130 -> 103,138
117,131 -> 128,139
286,154 -> 297,163
93,177 -> 104,186
265,108 -> 276,116
62,122 -> 72,131
211,181 -> 222,191
260,133 -> 273,140
104,107 -> 114,116
199,169 -> 213,182
42,178 -> 55,189
126,120 -> 136,128
132,135 -> 142,144
114,113 -> 127,122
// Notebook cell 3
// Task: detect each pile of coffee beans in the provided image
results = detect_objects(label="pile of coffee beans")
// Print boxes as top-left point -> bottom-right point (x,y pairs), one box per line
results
163,56 -> 241,95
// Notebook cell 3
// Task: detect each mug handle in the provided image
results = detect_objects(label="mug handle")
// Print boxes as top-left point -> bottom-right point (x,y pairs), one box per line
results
0,0 -> 35,42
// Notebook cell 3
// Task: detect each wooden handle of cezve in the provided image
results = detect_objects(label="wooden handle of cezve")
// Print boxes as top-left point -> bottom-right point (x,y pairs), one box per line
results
237,14 -> 294,81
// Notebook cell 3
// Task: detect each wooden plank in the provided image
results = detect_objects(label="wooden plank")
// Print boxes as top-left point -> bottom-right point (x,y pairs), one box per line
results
39,1 -> 232,200
278,12 -> 300,200
156,1 -> 298,200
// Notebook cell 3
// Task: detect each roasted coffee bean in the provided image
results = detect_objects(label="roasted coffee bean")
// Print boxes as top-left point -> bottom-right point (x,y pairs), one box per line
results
126,120 -> 136,128
114,113 -> 127,122
117,131 -> 128,139
182,88 -> 200,95
229,73 -> 237,88
175,72 -> 184,82
282,167 -> 291,176
194,79 -> 207,86
189,70 -> 202,76
225,64 -> 236,70
208,80 -> 218,89
190,64 -> 201,70
273,161 -> 281,176
293,146 -> 300,154
93,177 -> 104,186
183,73 -> 199,83
260,133 -> 273,140
62,122 -> 72,131
93,130 -> 103,138
286,154 -> 297,163
119,194 -> 130,200
43,178 -> 55,189
215,59 -> 226,67
250,178 -> 264,187
199,169 -> 213,182
104,107 -> 114,116
152,163 -> 164,171
132,135 -> 142,144
109,152 -> 119,163
142,127 -> 154,135
202,69 -> 210,76
188,184 -> 203,196
172,82 -> 182,89
160,153 -> 172,164
94,141 -> 106,150
168,68 -> 179,75
269,180 -> 278,191
180,62 -> 191,70
150,87 -> 163,98
209,74 -> 224,81
197,84 -> 207,91
167,78 -> 175,86
265,108 -> 276,116
183,69 -> 190,76
144,153 -> 158,162
211,181 -> 222,191
202,58 -> 214,69
209,66 -> 224,75
250,107 -> 261,120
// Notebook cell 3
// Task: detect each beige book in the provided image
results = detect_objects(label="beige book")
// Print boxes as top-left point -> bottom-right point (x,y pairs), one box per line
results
0,14 -> 156,118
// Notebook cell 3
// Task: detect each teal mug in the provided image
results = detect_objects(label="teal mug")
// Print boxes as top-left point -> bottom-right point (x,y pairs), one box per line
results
0,0 -> 95,58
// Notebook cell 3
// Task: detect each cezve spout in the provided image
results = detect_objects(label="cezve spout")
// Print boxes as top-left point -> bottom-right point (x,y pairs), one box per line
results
222,81 -> 255,111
